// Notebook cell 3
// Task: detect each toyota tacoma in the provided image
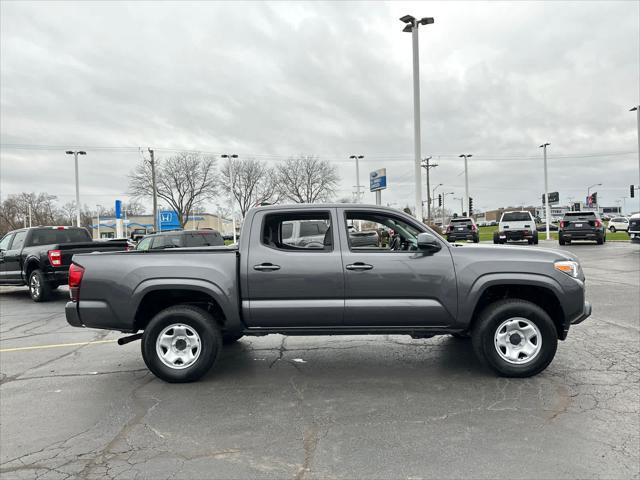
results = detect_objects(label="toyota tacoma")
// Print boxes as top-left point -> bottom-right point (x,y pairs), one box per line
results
65,204 -> 591,382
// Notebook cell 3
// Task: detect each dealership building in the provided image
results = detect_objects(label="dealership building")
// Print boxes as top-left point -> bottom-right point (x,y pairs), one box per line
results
90,211 -> 234,239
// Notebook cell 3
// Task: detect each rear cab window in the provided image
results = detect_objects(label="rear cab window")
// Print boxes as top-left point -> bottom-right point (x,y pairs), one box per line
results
151,235 -> 182,249
184,232 -> 224,247
27,228 -> 91,247
502,212 -> 532,222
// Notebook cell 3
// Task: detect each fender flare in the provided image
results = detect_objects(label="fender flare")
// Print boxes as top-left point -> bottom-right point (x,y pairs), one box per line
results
130,278 -> 242,331
459,273 -> 565,325
22,256 -> 41,282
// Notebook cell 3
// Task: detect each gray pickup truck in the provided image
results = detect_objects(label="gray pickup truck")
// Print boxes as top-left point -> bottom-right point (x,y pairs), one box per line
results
66,204 -> 591,382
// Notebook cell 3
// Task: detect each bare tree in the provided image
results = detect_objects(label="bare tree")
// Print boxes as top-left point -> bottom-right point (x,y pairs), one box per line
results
276,156 -> 339,203
220,157 -> 279,218
129,152 -> 217,228
0,192 -> 59,233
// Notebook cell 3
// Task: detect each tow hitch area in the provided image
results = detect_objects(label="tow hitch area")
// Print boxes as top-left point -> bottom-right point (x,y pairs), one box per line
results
117,333 -> 143,345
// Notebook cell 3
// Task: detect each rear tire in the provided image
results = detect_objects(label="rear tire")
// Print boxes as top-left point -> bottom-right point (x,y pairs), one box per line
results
597,235 -> 604,245
533,233 -> 539,245
558,238 -> 565,246
28,269 -> 51,302
493,232 -> 499,244
471,299 -> 558,377
473,235 -> 479,243
141,305 -> 222,383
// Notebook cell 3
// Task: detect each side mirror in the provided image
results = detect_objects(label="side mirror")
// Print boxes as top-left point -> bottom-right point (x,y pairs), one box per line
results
417,232 -> 441,251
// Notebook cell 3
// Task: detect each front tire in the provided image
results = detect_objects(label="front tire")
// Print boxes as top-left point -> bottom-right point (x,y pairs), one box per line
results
471,299 -> 558,377
141,305 -> 222,383
28,269 -> 51,302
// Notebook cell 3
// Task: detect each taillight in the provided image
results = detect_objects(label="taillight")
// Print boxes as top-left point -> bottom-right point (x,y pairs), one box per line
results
594,220 -> 602,228
48,250 -> 62,267
447,225 -> 453,232
559,221 -> 565,228
68,263 -> 84,302
471,224 -> 477,232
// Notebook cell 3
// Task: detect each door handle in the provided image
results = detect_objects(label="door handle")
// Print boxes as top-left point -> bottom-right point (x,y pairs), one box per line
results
253,263 -> 281,271
346,262 -> 373,271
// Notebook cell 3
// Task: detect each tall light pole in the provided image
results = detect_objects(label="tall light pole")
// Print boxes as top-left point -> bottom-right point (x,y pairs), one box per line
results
400,14 -> 434,219
421,156 -> 437,223
631,106 -> 640,209
96,204 -> 102,239
539,143 -> 551,240
349,155 -> 364,202
222,154 -> 239,243
65,150 -> 86,227
458,154 -> 472,215
148,148 -> 158,232
442,191 -> 454,229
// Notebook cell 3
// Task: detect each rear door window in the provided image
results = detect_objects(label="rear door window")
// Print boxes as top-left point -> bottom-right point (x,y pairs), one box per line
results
9,231 -> 27,250
151,235 -> 182,249
262,213 -> 332,251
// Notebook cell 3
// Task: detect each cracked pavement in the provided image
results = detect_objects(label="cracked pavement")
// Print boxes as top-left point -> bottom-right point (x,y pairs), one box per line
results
0,241 -> 638,479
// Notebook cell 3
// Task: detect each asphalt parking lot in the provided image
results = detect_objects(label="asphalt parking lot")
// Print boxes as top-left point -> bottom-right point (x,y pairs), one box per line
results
1,241 -> 638,479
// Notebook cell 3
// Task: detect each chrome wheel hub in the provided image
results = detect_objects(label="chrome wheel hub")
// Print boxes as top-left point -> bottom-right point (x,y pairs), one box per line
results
30,275 -> 40,298
494,317 -> 541,365
156,324 -> 201,369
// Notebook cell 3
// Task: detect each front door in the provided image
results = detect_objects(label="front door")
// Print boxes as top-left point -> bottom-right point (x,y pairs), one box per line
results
0,233 -> 16,283
245,208 -> 344,328
339,209 -> 457,327
2,230 -> 27,282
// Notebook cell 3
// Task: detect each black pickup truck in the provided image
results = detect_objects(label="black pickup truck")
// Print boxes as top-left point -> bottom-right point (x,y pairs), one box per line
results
0,226 -> 128,301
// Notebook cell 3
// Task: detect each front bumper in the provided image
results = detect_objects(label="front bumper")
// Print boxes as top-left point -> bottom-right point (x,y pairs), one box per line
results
571,301 -> 592,325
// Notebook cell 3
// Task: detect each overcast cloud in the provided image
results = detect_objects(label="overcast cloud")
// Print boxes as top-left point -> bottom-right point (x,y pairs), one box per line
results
1,0 -> 639,214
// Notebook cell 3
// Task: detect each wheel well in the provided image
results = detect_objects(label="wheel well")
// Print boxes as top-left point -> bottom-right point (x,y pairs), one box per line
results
134,289 -> 226,331
469,284 -> 565,338
24,260 -> 39,281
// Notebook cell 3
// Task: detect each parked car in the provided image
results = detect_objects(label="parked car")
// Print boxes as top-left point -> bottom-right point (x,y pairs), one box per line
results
445,217 -> 479,243
66,204 -> 591,382
558,211 -> 606,245
136,230 -> 224,251
628,213 -> 640,241
130,227 -> 152,243
0,226 -> 128,301
607,216 -> 629,232
494,211 -> 538,245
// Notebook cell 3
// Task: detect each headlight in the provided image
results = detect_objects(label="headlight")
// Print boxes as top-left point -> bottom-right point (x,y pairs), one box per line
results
554,260 -> 580,278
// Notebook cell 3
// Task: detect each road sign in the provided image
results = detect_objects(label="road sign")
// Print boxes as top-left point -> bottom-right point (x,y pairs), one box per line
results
370,168 -> 387,192
541,191 -> 559,205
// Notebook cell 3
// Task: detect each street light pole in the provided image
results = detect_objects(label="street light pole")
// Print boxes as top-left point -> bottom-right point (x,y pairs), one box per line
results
631,106 -> 640,209
400,15 -> 434,220
458,154 -> 472,215
442,191 -> 454,229
222,154 -> 239,243
148,148 -> 158,232
65,150 -> 87,227
96,204 -> 102,239
350,155 -> 364,202
539,143 -> 551,240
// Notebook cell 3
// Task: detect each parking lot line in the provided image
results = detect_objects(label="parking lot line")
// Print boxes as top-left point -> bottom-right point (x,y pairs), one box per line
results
0,339 -> 117,353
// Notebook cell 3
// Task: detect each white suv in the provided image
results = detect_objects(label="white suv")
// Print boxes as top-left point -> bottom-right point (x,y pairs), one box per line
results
494,211 -> 538,245
607,216 -> 629,232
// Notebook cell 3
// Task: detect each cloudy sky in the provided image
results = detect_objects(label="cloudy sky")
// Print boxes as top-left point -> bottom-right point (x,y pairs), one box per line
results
1,0 -> 639,216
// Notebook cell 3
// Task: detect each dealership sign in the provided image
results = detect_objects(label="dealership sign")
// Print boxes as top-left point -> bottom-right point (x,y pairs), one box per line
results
370,168 -> 387,192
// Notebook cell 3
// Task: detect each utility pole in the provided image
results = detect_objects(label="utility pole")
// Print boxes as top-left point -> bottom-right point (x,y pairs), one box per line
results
539,143 -> 551,240
421,157 -> 437,224
441,191 -> 454,229
96,205 -> 101,239
28,204 -> 32,228
400,15 -> 434,220
148,148 -> 158,232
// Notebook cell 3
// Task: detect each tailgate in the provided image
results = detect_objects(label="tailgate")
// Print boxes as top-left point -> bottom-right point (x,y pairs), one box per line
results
56,242 -> 128,267
565,218 -> 596,231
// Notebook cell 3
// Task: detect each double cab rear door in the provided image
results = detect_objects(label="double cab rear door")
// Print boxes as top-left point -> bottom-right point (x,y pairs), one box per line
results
243,207 -> 456,329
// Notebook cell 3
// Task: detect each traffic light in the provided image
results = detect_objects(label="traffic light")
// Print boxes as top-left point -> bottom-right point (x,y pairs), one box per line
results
591,192 -> 597,205
469,197 -> 474,215
438,194 -> 442,207
632,185 -> 635,198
